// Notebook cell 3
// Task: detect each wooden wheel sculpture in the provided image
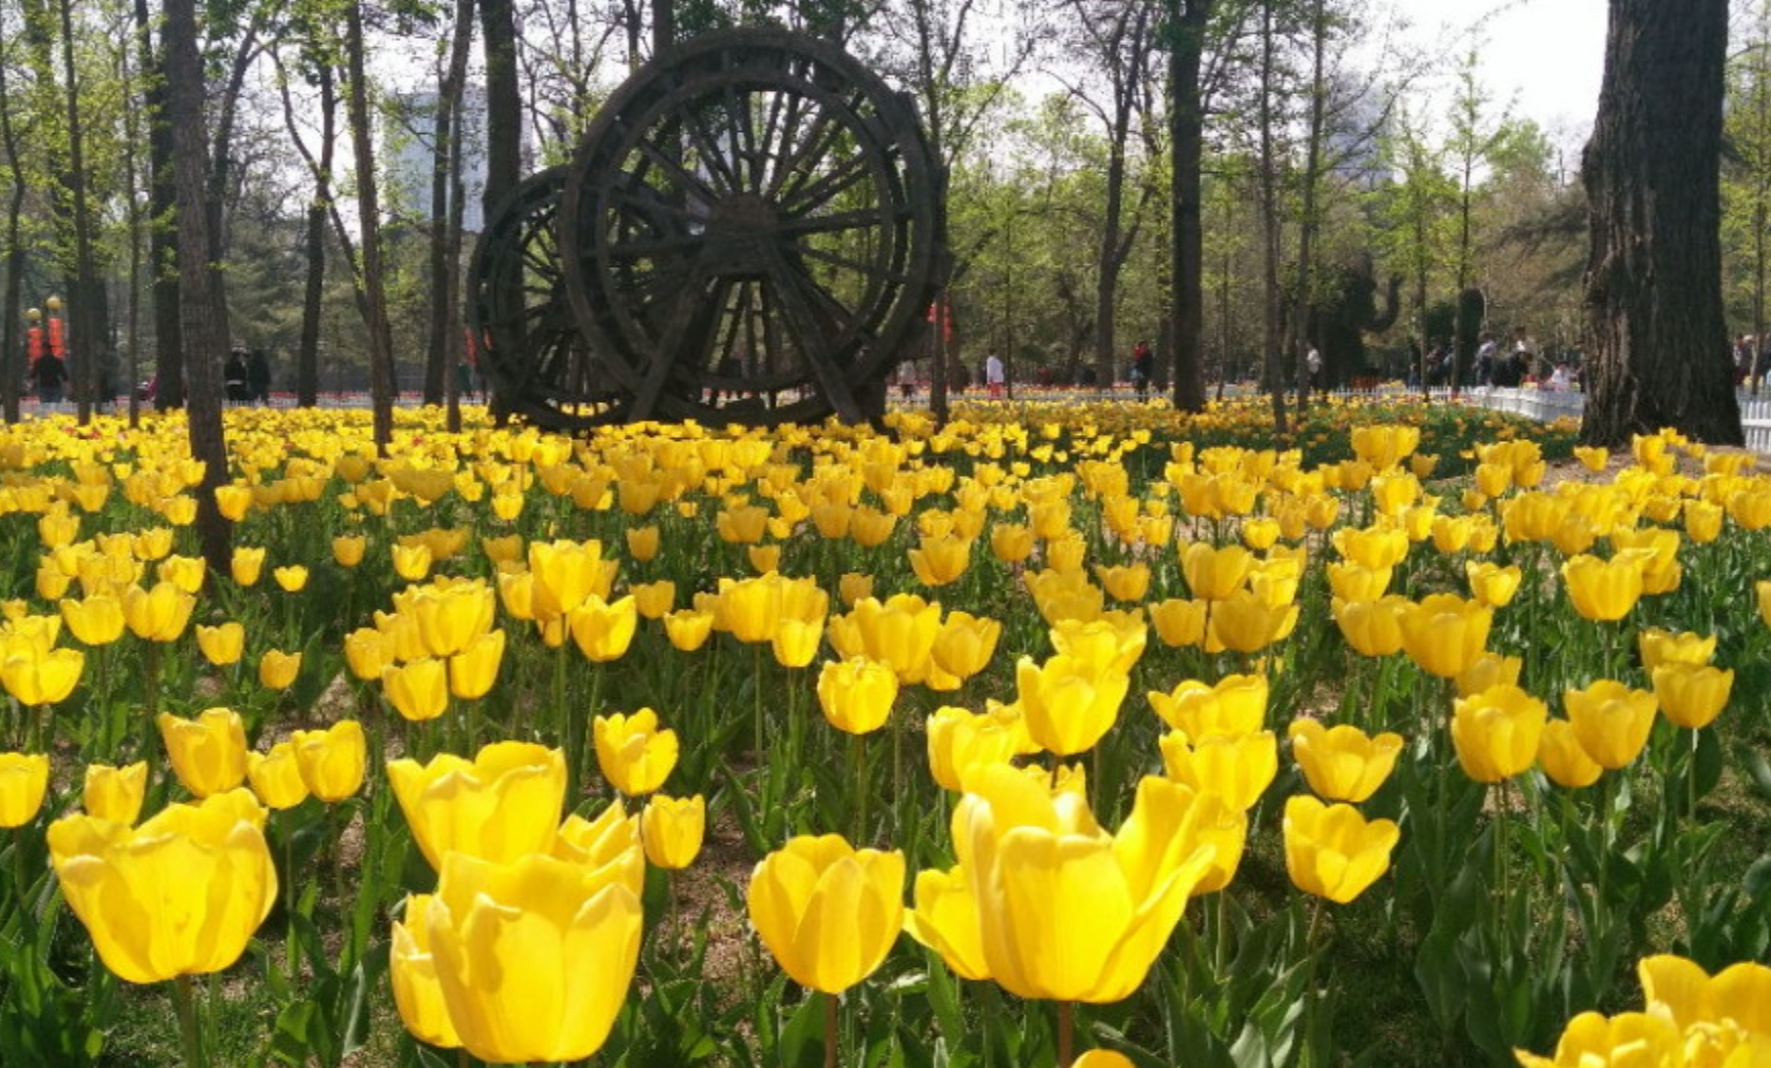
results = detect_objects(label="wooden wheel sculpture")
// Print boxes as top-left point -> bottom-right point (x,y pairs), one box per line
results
467,167 -> 620,430
535,28 -> 946,426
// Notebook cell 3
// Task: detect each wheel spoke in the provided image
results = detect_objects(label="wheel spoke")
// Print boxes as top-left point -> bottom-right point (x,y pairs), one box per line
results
777,206 -> 892,239
778,149 -> 876,217
630,139 -> 723,207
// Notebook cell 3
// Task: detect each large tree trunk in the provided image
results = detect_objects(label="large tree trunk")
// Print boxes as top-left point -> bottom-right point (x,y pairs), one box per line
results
1167,0 -> 1211,413
427,0 -> 476,408
296,64 -> 338,408
1287,0 -> 1327,416
1582,0 -> 1740,446
0,41 -> 25,424
138,0 -> 183,410
1256,1 -> 1287,433
344,0 -> 398,451
57,0 -> 103,422
163,0 -> 232,572
480,0 -> 522,215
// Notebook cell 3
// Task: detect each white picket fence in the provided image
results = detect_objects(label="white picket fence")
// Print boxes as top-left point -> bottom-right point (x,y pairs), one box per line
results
1329,386 -> 1771,454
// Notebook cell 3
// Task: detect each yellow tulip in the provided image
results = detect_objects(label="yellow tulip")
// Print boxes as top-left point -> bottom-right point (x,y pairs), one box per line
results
1636,953 -> 1771,1036
770,617 -> 825,669
929,611 -> 1001,682
392,542 -> 433,582
1148,598 -> 1208,648
624,525 -> 660,563
48,789 -> 276,984
662,608 -> 715,652
1282,794 -> 1400,904
568,595 -> 639,662
909,534 -> 972,587
1209,589 -> 1298,654
390,894 -> 462,1049
1514,1011 -> 1683,1068
747,834 -> 905,994
989,523 -> 1035,564
838,572 -> 874,607
83,761 -> 148,824
246,743 -> 311,810
230,546 -> 266,586
1637,628 -> 1715,671
332,535 -> 367,568
925,705 -> 1022,792
158,707 -> 249,797
291,720 -> 367,802
194,622 -> 245,666
1158,729 -> 1277,811
1536,719 -> 1603,789
953,766 -> 1217,1002
816,657 -> 899,735
1456,652 -> 1523,698
59,595 -> 126,646
1326,562 -> 1392,602
593,708 -> 679,796
1331,525 -> 1410,569
1331,595 -> 1407,657
1465,561 -> 1523,609
1651,663 -> 1733,730
828,594 -> 940,682
1148,674 -> 1268,738
122,581 -> 195,641
401,581 -> 497,658
904,863 -> 991,980
1180,542 -> 1252,600
214,485 -> 254,522
258,649 -> 301,691
1286,719 -> 1404,803
426,850 -> 642,1064
1563,680 -> 1657,770
640,793 -> 705,869
447,630 -> 506,700
1760,579 -> 1771,631
1399,594 -> 1491,678
0,646 -> 84,706
1561,553 -> 1647,622
382,657 -> 451,722
387,741 -> 567,871
1450,684 -> 1548,783
156,555 -> 206,594
1014,653 -> 1127,756
631,580 -> 676,621
0,752 -> 50,827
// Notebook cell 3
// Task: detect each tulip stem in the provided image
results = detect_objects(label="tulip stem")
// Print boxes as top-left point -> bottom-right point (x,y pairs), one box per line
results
824,992 -> 839,1068
851,733 -> 869,844
1055,1000 -> 1074,1068
171,974 -> 208,1068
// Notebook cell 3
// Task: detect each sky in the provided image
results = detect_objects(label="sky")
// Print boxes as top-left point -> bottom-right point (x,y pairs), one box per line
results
1394,0 -> 1610,144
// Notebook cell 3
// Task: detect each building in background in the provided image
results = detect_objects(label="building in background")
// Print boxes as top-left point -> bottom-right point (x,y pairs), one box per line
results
383,84 -> 495,234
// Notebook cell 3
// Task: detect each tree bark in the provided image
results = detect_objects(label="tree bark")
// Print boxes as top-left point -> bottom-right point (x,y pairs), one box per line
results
427,0 -> 476,408
1581,0 -> 1741,445
344,0 -> 398,451
0,36 -> 26,424
1167,0 -> 1211,412
138,0 -> 183,410
296,64 -> 337,408
1256,1 -> 1287,433
57,0 -> 102,422
163,0 -> 233,572
480,0 -> 522,217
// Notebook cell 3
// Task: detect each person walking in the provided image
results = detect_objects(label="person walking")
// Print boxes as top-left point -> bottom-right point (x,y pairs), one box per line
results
1130,340 -> 1153,401
31,349 -> 66,408
985,351 -> 1005,399
224,348 -> 249,403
